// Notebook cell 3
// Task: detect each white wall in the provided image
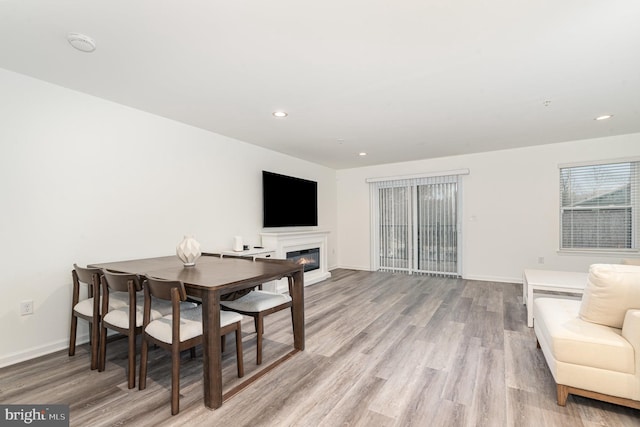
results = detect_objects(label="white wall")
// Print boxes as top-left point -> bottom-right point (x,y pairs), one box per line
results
0,68 -> 337,367
336,133 -> 640,281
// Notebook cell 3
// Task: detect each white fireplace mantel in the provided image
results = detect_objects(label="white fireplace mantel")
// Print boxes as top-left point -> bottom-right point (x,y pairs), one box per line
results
260,230 -> 331,290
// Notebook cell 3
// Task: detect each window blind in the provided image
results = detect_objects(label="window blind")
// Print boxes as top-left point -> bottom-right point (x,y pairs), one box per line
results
560,161 -> 639,251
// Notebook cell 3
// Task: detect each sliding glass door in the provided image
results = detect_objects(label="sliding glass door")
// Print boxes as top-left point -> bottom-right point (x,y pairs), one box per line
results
371,174 -> 461,277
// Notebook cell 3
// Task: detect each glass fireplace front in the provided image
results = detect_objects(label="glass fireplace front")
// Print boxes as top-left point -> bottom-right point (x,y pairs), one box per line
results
286,248 -> 320,272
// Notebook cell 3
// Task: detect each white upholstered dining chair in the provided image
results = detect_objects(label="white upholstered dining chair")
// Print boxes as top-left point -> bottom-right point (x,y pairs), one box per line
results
139,276 -> 244,415
69,264 -> 102,370
220,277 -> 293,365
99,270 -> 185,388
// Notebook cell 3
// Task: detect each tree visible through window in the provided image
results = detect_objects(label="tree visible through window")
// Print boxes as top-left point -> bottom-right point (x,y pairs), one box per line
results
560,161 -> 639,250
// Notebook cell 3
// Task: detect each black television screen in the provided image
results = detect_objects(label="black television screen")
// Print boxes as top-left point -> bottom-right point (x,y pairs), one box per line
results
263,171 -> 318,227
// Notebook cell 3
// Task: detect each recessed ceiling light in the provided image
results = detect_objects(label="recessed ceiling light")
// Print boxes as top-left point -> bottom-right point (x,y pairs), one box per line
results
595,114 -> 613,121
67,33 -> 96,53
359,152 -> 367,156
272,111 -> 288,118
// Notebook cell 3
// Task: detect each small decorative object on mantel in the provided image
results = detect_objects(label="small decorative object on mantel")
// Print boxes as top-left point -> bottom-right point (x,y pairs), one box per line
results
233,236 -> 243,252
176,235 -> 201,267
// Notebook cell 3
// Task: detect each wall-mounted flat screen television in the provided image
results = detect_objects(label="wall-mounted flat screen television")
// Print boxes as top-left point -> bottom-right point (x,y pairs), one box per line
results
263,171 -> 318,227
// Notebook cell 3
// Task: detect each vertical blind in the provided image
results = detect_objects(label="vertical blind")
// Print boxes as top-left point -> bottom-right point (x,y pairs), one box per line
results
560,160 -> 639,251
377,185 -> 411,272
416,178 -> 459,275
369,171 -> 466,276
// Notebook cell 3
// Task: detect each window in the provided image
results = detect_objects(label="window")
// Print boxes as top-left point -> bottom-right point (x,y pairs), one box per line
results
559,160 -> 639,251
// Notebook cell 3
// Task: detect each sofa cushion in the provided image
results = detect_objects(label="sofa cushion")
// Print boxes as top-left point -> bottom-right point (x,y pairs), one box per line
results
579,263 -> 640,328
535,297 -> 634,374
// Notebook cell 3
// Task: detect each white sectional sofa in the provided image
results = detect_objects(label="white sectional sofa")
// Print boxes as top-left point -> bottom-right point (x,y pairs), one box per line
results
533,263 -> 640,409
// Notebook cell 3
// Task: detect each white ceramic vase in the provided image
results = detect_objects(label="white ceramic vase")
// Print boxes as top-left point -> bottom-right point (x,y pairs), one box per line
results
176,235 -> 201,267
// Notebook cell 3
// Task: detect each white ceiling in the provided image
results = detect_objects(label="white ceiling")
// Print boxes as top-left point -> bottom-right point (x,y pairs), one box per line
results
1,1 -> 639,169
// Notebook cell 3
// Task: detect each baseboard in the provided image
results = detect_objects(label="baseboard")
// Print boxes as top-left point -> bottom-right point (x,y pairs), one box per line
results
462,274 -> 522,284
0,334 -> 87,369
330,268 -> 522,284
306,271 -> 331,286
330,265 -> 371,271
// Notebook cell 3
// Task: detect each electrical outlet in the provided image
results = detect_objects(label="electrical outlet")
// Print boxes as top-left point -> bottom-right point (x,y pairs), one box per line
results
20,300 -> 34,316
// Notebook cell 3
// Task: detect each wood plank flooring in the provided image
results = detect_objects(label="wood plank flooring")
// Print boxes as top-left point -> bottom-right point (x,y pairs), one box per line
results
1,269 -> 639,426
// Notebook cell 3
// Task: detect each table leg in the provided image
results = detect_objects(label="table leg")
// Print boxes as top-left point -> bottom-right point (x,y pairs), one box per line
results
289,269 -> 305,350
201,290 -> 222,409
527,285 -> 534,328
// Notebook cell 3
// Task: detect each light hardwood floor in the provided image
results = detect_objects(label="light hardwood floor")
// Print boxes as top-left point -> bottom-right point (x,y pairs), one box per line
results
2,269 -> 638,426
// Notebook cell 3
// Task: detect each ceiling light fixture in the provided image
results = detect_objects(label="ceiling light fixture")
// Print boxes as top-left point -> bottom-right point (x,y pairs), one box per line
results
595,114 -> 613,121
359,152 -> 367,156
67,33 -> 96,53
272,111 -> 288,118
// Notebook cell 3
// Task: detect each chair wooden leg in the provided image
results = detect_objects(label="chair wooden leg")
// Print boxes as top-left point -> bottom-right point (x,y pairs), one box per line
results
221,334 -> 226,353
127,333 -> 136,389
171,345 -> 180,415
90,320 -> 100,370
69,314 -> 77,357
557,384 -> 569,406
256,315 -> 264,365
189,347 -> 196,359
289,306 -> 295,331
235,323 -> 244,378
139,338 -> 148,390
98,326 -> 107,372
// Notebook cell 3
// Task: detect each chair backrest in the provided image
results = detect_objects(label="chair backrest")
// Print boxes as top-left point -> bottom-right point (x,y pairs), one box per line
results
142,276 -> 188,341
72,264 -> 102,299
100,270 -> 142,322
144,276 -> 187,303
101,270 -> 142,293
73,264 -> 101,286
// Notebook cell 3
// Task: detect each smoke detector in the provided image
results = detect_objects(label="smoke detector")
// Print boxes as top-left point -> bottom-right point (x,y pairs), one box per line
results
67,33 -> 96,53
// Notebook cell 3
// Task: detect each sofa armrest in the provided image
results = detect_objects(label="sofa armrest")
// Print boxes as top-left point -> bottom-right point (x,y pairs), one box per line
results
622,309 -> 640,352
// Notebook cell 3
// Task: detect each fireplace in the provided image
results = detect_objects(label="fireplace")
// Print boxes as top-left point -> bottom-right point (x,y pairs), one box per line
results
287,248 -> 320,272
260,230 -> 331,290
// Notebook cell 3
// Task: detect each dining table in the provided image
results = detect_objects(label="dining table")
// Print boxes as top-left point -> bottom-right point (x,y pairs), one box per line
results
89,254 -> 305,409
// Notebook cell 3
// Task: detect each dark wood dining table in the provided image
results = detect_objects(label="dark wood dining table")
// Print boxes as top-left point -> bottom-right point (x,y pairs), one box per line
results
90,254 -> 304,409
